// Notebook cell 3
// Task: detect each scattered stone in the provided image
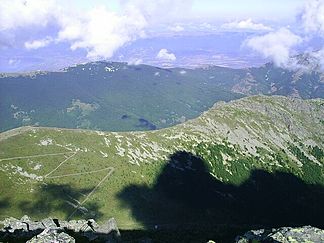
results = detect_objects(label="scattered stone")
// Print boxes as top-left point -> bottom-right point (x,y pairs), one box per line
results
28,221 -> 45,231
2,217 -> 29,232
41,218 -> 58,229
0,216 -> 121,242
235,226 -> 324,243
27,228 -> 75,243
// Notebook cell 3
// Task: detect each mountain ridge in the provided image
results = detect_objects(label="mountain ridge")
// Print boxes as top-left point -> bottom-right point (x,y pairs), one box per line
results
1,94 -> 322,137
0,96 -> 323,229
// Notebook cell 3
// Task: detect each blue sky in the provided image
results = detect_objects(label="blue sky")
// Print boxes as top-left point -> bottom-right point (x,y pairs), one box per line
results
0,0 -> 323,72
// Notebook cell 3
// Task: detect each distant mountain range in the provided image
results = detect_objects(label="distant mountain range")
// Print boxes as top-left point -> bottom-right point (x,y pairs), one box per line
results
0,57 -> 323,132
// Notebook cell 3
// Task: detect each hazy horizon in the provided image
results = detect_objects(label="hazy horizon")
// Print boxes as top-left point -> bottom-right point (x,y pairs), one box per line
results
1,0 -> 324,72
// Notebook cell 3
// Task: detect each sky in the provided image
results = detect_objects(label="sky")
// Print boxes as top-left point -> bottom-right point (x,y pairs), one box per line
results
60,0 -> 305,20
0,0 -> 323,72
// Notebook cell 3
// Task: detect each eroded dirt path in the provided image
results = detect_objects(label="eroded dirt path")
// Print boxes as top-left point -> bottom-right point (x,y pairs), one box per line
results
67,167 -> 115,220
0,151 -> 75,162
44,152 -> 77,178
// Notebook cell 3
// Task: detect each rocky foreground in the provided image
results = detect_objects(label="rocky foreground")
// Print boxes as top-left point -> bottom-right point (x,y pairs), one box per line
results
235,226 -> 324,243
1,216 -> 324,243
0,216 -> 120,242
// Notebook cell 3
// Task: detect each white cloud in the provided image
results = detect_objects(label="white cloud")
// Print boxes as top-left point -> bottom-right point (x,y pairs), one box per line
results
0,0 -> 194,60
24,36 -> 53,50
222,18 -> 272,31
302,0 -> 324,36
0,0 -> 56,31
8,59 -> 20,66
245,28 -> 303,68
300,0 -> 324,71
199,22 -> 214,30
156,49 -> 176,61
57,6 -> 147,59
128,58 -> 143,65
169,25 -> 185,32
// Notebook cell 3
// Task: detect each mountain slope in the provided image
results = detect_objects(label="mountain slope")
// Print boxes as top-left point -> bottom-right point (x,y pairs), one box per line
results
1,60 -> 323,132
0,96 -> 323,229
231,62 -> 324,98
0,62 -> 243,132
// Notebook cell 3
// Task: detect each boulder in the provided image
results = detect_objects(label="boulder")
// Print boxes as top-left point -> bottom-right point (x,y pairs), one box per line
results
0,216 -> 121,242
28,221 -> 45,231
97,218 -> 120,236
27,228 -> 75,243
41,218 -> 59,229
235,226 -> 324,243
2,216 -> 29,232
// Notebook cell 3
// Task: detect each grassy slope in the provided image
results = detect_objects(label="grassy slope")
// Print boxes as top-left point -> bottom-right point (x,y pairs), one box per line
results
0,96 -> 323,230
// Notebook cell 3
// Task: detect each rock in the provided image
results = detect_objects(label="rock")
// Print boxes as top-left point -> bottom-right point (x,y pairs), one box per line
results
28,221 -> 45,231
41,218 -> 58,229
27,228 -> 75,243
2,217 -> 29,232
97,218 -> 120,236
63,219 -> 89,232
21,215 -> 31,223
0,216 -> 121,242
87,218 -> 121,242
236,226 -> 324,243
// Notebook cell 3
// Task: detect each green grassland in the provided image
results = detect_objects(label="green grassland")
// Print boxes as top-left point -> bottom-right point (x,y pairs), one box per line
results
0,96 -> 323,234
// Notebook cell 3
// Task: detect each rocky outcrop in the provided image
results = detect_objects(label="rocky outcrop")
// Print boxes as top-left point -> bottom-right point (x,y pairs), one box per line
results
235,226 -> 324,243
27,228 -> 75,243
0,215 -> 120,242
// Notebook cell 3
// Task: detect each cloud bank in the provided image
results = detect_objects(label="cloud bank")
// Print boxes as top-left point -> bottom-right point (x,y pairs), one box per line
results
0,0 -> 56,31
0,0 -> 193,60
169,25 -> 185,32
301,0 -> 324,71
57,6 -> 147,59
1,0 -> 323,70
156,49 -> 177,61
302,0 -> 324,36
24,37 -> 53,50
245,0 -> 324,70
245,28 -> 302,68
128,57 -> 143,65
222,19 -> 272,31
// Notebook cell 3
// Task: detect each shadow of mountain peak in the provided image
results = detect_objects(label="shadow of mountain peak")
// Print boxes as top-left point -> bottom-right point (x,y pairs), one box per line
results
0,198 -> 9,211
117,150 -> 324,237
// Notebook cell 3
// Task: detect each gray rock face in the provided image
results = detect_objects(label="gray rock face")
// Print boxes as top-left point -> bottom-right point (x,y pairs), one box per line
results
236,226 -> 324,243
27,228 -> 75,243
0,215 -> 120,242
98,218 -> 121,235
2,215 -> 45,233
41,218 -> 59,229
2,217 -> 30,233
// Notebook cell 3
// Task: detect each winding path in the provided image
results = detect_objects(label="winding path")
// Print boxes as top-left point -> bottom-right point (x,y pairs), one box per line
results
67,167 -> 115,220
44,152 -> 77,178
46,167 -> 114,179
0,151 -> 75,162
